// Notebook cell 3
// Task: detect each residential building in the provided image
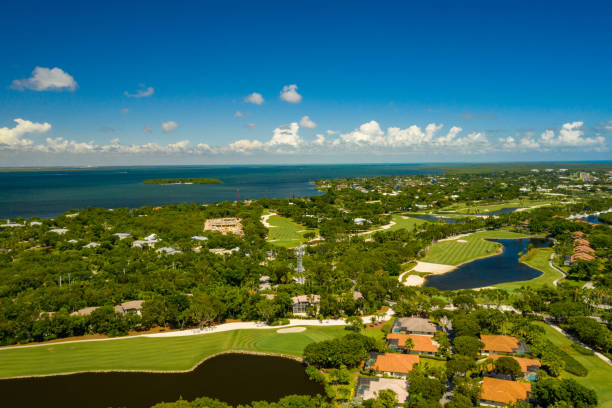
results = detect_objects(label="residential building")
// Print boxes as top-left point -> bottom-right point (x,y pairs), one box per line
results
371,353 -> 419,377
391,317 -> 436,336
354,377 -> 409,404
203,218 -> 243,236
488,354 -> 541,380
291,294 -> 320,315
387,333 -> 439,355
479,377 -> 531,406
480,335 -> 530,355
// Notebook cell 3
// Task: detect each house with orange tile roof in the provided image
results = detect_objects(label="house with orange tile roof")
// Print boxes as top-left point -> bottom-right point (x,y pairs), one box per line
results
387,333 -> 439,355
571,252 -> 595,263
479,377 -> 531,406
371,353 -> 420,377
574,245 -> 595,254
574,238 -> 590,246
480,335 -> 530,355
488,355 -> 541,380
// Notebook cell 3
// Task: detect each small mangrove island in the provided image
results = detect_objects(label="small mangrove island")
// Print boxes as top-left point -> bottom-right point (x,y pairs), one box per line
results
143,178 -> 222,185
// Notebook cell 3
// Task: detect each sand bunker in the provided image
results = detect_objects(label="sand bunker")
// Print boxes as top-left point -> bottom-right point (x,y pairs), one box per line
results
277,326 -> 306,333
261,213 -> 277,228
413,261 -> 455,274
457,239 -> 468,243
403,275 -> 425,287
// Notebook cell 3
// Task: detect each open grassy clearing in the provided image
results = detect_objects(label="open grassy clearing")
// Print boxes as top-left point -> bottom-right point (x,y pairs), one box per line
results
387,214 -> 429,232
0,326 -> 346,379
494,248 -> 564,290
265,214 -> 314,248
534,322 -> 612,408
421,229 -> 531,266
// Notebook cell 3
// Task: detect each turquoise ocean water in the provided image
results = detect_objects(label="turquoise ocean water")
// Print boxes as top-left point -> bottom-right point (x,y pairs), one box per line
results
0,164 -> 435,219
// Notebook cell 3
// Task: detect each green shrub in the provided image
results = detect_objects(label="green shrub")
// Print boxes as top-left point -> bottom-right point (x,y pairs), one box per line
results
269,318 -> 290,326
571,343 -> 595,356
558,348 -> 588,376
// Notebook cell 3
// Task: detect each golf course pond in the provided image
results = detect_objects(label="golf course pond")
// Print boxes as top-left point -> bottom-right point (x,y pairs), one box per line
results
424,238 -> 552,290
0,353 -> 324,408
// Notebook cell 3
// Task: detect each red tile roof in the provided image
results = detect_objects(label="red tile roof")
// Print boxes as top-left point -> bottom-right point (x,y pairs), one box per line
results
373,353 -> 419,374
480,335 -> 520,353
480,377 -> 531,404
387,333 -> 439,353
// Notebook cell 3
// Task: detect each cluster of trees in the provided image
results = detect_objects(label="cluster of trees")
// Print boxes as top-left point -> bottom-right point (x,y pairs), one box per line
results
151,395 -> 330,408
303,333 -> 378,368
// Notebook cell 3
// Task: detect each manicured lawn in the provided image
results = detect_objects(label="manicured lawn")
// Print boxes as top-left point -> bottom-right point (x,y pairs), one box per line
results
266,214 -> 314,247
494,248 -> 564,290
439,199 -> 559,214
535,322 -> 612,408
0,326 -> 346,379
387,215 -> 429,232
422,230 -> 530,266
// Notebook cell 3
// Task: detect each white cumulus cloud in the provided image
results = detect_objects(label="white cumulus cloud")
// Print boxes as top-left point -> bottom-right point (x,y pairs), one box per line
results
299,115 -> 317,129
11,67 -> 77,91
268,122 -> 303,148
244,92 -> 264,105
280,84 -> 302,103
161,121 -> 179,133
234,111 -> 245,118
539,122 -> 604,148
0,118 -> 52,148
228,139 -> 264,153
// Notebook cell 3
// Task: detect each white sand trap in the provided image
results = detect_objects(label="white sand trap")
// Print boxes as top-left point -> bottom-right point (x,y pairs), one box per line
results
413,261 -> 455,274
261,213 -> 277,228
438,233 -> 472,242
403,275 -> 425,287
277,326 -> 306,333
457,239 -> 468,243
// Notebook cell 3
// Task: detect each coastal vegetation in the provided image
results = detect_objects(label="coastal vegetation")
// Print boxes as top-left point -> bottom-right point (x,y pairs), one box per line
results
143,178 -> 222,184
1,165 -> 611,407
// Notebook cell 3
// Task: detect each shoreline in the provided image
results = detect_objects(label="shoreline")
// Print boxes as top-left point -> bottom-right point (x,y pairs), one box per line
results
0,350 -> 304,381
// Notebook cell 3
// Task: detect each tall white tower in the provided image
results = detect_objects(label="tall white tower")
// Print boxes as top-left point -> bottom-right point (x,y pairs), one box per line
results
294,246 -> 305,284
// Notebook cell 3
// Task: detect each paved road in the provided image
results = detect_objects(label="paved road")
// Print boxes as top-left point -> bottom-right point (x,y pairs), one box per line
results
549,253 -> 566,286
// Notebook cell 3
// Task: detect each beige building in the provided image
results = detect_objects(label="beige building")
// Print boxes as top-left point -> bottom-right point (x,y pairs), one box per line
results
204,218 -> 243,235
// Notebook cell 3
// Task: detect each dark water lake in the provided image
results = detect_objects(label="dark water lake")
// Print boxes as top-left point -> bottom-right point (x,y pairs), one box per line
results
576,213 -> 611,225
424,238 -> 552,291
0,164 -> 437,219
409,214 -> 460,223
0,353 -> 323,408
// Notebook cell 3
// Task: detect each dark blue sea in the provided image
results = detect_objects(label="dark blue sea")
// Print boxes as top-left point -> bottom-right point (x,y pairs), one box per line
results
0,164 -> 436,219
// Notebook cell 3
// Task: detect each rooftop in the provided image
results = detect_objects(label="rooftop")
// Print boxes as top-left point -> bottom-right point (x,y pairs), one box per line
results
489,354 -> 541,373
387,333 -> 439,353
480,335 -> 521,353
372,353 -> 419,374
394,317 -> 436,333
480,377 -> 531,404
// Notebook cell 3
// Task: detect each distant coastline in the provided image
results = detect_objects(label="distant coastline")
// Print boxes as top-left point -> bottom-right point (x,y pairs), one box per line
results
143,178 -> 222,185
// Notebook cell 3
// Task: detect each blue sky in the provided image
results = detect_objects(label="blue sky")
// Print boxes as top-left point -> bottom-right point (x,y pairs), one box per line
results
1,0 -> 611,165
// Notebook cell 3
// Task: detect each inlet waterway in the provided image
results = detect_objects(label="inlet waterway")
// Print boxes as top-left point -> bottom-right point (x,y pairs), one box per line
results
0,353 -> 324,408
424,238 -> 552,290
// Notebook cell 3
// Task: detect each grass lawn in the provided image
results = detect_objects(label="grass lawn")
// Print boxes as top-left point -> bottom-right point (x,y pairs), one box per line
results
439,199 -> 558,214
387,214 -> 429,232
494,248 -> 564,290
0,326 -> 346,379
535,322 -> 612,408
422,229 -> 531,266
265,214 -> 314,247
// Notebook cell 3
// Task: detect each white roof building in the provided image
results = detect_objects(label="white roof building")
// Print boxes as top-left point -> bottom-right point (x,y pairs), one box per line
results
49,228 -> 69,234
113,233 -> 131,240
